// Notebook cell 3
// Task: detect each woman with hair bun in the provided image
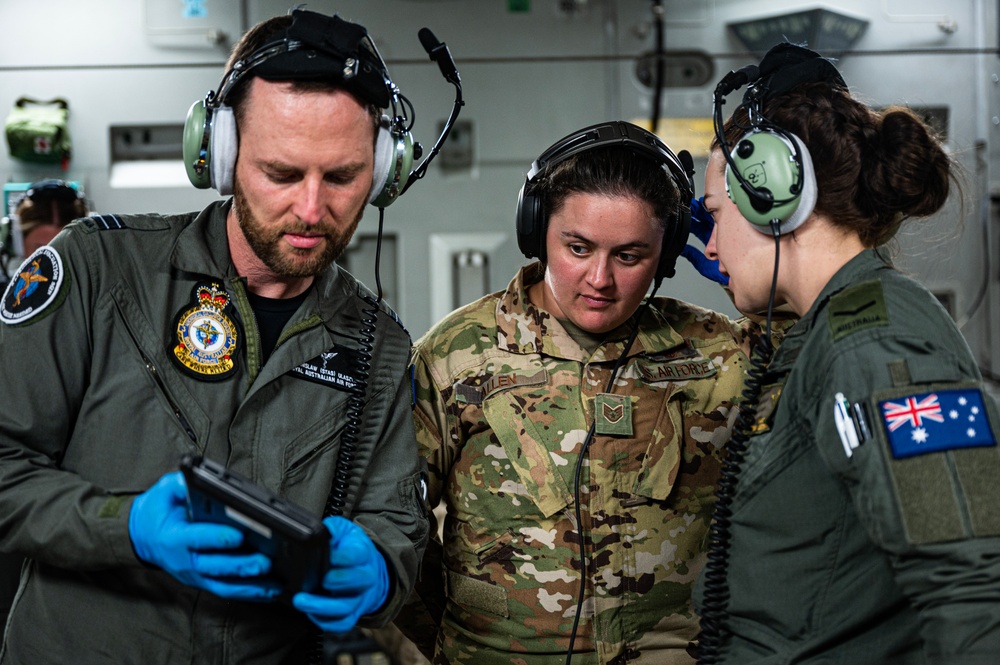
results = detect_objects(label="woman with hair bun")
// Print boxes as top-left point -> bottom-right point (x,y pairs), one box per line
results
692,42 -> 1000,664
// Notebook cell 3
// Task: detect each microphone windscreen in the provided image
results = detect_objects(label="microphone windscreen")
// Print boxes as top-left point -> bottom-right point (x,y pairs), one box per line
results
418,28 -> 441,54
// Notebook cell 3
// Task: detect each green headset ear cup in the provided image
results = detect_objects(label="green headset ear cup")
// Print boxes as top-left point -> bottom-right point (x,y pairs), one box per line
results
369,115 -> 414,208
725,130 -> 815,233
183,99 -> 212,190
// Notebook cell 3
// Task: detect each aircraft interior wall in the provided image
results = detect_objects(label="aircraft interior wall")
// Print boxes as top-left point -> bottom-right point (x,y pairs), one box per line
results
1,0 -> 998,379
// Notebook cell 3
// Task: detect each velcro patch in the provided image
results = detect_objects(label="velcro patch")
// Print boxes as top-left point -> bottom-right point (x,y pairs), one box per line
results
878,387 -> 996,459
828,279 -> 889,342
453,370 -> 547,405
639,356 -> 717,382
595,393 -> 633,436
1,246 -> 66,325
289,345 -> 363,392
873,382 -> 1000,544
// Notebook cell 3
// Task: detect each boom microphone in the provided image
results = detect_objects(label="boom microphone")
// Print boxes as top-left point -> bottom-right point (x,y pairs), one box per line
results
715,64 -> 760,97
418,27 -> 460,84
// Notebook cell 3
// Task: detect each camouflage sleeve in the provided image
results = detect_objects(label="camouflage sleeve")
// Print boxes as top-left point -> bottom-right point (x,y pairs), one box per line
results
393,345 -> 451,658
732,307 -> 798,359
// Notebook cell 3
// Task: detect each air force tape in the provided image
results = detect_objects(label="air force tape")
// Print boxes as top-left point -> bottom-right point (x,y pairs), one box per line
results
1,246 -> 66,325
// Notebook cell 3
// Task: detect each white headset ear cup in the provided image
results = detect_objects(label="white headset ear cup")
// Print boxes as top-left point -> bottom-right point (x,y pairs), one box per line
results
369,115 -> 395,205
778,132 -> 817,234
210,105 -> 238,196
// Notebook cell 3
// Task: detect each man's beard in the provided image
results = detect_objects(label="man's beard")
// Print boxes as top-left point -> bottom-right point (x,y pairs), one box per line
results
232,178 -> 363,278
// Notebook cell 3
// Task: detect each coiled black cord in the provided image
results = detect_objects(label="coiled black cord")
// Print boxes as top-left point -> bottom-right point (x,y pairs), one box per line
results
324,209 -> 384,518
311,212 -> 386,665
324,295 -> 376,517
695,221 -> 781,664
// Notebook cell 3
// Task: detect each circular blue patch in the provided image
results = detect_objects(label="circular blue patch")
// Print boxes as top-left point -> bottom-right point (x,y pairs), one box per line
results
1,246 -> 65,325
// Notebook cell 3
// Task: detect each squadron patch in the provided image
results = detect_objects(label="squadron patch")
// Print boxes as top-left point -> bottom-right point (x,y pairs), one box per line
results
1,247 -> 65,325
170,282 -> 239,380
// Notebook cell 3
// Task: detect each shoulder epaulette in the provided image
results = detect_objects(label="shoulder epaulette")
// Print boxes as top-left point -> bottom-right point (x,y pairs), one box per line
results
82,214 -> 128,230
827,279 -> 890,342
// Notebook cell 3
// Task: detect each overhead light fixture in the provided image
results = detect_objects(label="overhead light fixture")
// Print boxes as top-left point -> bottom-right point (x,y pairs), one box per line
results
728,7 -> 869,56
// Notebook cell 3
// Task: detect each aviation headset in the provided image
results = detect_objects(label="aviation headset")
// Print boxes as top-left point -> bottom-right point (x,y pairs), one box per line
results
515,120 -> 695,282
714,42 -> 847,235
182,8 -> 414,207
24,179 -> 83,204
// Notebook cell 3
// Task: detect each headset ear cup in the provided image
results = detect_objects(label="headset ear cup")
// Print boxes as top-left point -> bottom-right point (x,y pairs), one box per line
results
779,133 -> 816,233
182,100 -> 212,190
726,130 -> 814,233
515,181 -> 545,261
369,115 -> 414,208
210,106 -> 238,197
657,202 -> 691,281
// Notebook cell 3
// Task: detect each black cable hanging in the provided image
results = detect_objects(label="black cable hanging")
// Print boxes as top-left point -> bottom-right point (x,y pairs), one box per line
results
649,0 -> 665,134
696,222 -> 781,664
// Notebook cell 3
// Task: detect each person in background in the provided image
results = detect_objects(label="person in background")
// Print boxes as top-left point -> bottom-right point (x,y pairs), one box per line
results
397,121 -> 774,664
0,9 -> 427,664
0,179 -> 87,293
14,179 -> 88,256
694,42 -> 1000,664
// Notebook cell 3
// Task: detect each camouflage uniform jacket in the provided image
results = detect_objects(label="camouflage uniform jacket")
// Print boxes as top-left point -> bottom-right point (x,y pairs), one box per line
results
403,263 -> 758,664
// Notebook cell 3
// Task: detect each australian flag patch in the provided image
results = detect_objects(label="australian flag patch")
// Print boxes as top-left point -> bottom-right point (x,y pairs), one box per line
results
878,387 -> 997,459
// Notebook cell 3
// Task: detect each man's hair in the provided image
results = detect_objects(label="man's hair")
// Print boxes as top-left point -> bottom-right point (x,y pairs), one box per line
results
222,14 -> 380,134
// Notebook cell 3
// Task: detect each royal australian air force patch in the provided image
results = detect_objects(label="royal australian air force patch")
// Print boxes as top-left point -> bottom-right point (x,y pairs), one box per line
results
289,345 -> 364,393
1,246 -> 67,325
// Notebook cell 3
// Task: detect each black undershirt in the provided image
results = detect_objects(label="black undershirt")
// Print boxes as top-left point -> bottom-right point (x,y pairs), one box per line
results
245,286 -> 311,364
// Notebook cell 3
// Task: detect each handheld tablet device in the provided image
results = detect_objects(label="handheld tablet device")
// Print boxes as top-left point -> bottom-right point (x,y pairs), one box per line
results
179,454 -> 329,594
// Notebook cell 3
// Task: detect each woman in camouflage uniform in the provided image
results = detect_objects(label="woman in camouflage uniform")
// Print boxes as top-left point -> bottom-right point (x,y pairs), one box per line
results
398,122 -> 767,664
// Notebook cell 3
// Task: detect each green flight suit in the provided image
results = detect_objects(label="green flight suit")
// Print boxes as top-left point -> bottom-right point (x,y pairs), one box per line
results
0,201 -> 428,664
695,249 -> 1000,664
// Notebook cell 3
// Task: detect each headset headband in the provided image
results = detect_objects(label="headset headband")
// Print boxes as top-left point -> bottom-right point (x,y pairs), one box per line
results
528,122 -> 693,197
210,9 -> 394,110
743,42 -> 847,107
25,179 -> 80,203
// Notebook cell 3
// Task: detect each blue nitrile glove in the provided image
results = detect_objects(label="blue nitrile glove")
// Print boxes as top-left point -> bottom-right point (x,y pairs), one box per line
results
292,516 -> 390,633
681,196 -> 729,286
129,471 -> 279,601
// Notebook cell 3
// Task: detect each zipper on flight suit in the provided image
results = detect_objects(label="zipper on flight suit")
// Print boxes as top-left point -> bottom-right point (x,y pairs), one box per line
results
229,278 -> 262,386
139,348 -> 197,443
112,295 -> 198,443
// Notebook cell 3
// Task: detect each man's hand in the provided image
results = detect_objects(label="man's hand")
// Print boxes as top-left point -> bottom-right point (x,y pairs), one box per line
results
292,516 -> 389,633
681,196 -> 729,286
129,471 -> 279,601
